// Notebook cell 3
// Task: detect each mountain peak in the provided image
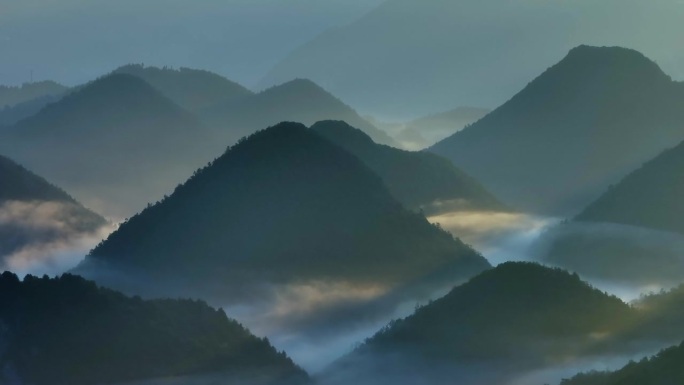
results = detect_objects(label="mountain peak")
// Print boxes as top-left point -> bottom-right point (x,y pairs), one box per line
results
429,46 -> 684,215
260,78 -> 335,99
82,121 -> 487,296
113,64 -> 253,112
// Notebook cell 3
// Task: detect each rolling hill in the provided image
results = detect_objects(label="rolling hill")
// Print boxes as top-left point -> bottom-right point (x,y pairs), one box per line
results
0,94 -> 64,127
0,73 -> 219,219
576,139 -> 684,234
311,120 -> 506,214
114,64 -> 253,113
204,79 -> 396,146
561,341 -> 684,385
79,122 -> 488,298
430,46 -> 684,215
0,272 -> 307,385
325,262 -> 637,385
0,81 -> 68,108
539,138 -> 684,286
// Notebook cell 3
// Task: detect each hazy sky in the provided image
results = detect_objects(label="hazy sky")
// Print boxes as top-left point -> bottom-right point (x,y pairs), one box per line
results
2,0 -> 681,117
0,0 -> 383,87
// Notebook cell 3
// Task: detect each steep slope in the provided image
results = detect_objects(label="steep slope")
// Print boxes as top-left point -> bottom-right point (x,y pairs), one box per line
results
114,64 -> 253,113
561,342 -> 684,385
0,81 -> 68,108
575,140 -> 684,234
260,0 -> 684,118
0,155 -> 107,272
397,107 -> 490,150
0,74 -> 218,218
80,122 -> 488,296
0,154 -> 80,203
310,120 -> 506,214
205,79 -> 396,146
430,46 -> 684,215
539,140 -> 684,286
325,263 -> 636,385
0,272 -> 307,385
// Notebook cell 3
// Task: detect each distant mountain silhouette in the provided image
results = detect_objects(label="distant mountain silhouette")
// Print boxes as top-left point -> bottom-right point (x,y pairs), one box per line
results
0,154 -> 107,264
326,262 -> 636,385
114,64 -> 253,113
430,46 -> 684,215
575,140 -> 684,234
397,107 -> 490,150
0,94 -> 63,127
0,272 -> 307,385
311,120 -> 506,214
562,341 -> 684,385
539,139 -> 684,285
0,81 -> 68,108
79,122 -> 487,299
0,73 -> 219,218
260,0 -> 684,118
0,154 -> 79,203
205,79 -> 397,146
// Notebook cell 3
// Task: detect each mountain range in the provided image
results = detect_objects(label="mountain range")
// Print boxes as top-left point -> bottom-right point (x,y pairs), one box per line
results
113,64 -> 254,113
324,262 -> 684,385
0,73 -> 218,219
0,154 -> 107,272
260,0 -> 684,118
576,139 -> 684,235
430,45 -> 684,215
0,81 -> 67,108
78,122 -> 488,299
539,136 -> 684,285
325,262 -> 636,385
204,79 -> 396,146
395,107 -> 490,150
0,272 -> 307,385
311,120 -> 505,214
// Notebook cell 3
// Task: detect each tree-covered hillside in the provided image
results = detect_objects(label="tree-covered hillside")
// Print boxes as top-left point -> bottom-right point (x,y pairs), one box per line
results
0,272 -> 307,385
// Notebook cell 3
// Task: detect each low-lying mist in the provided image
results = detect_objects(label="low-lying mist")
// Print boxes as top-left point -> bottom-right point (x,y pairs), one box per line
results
429,210 -> 684,302
0,200 -> 116,277
536,221 -> 684,290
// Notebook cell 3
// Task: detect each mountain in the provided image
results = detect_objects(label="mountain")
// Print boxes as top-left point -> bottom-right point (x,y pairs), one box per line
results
0,73 -> 219,219
114,64 -> 253,113
310,120 -> 506,214
79,122 -> 488,299
396,107 -> 491,150
0,272 -> 307,385
539,139 -> 684,285
575,140 -> 684,234
204,79 -> 397,146
430,46 -> 684,215
0,94 -> 63,127
325,262 -> 636,385
260,0 -> 684,118
561,342 -> 684,385
0,81 -> 68,108
0,154 -> 107,272
0,154 -> 82,203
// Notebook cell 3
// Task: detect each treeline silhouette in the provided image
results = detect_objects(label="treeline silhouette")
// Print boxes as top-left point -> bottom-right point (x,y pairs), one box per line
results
0,81 -> 67,108
0,272 -> 306,385
562,341 -> 684,385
